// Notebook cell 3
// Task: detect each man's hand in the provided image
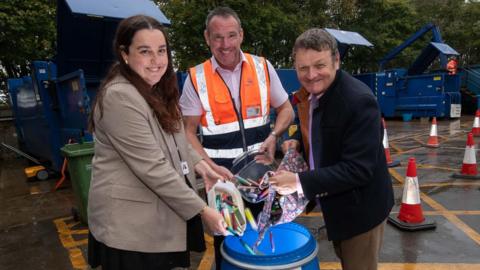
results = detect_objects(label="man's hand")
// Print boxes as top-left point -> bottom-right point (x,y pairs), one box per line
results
256,134 -> 276,164
281,139 -> 300,154
269,170 -> 297,192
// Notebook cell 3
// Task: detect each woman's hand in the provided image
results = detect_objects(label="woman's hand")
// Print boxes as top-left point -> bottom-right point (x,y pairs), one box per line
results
200,206 -> 227,236
211,163 -> 233,181
195,160 -> 224,191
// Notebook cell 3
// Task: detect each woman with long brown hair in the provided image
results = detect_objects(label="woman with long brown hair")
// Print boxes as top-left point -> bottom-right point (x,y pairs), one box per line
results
87,15 -> 226,270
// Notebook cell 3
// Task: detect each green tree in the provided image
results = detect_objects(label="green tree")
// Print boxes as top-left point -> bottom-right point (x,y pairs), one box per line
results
0,0 -> 56,88
338,0 -> 418,73
160,0 -> 305,70
412,0 -> 480,66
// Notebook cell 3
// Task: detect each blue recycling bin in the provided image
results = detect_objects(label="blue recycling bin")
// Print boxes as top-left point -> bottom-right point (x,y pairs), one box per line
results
221,222 -> 319,269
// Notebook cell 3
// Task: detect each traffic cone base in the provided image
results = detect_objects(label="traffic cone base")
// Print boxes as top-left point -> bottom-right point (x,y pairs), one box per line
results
388,215 -> 436,231
425,137 -> 439,148
388,160 -> 401,167
450,173 -> 480,180
385,148 -> 401,167
389,157 -> 436,231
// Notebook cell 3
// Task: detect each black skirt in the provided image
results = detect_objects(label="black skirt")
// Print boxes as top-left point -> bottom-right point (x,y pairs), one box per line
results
88,214 -> 206,270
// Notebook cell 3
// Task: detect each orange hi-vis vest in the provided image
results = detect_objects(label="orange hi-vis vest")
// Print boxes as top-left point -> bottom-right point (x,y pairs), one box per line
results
189,53 -> 271,166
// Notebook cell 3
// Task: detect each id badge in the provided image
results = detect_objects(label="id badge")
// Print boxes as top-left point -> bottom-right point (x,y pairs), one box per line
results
181,161 -> 190,175
246,105 -> 261,118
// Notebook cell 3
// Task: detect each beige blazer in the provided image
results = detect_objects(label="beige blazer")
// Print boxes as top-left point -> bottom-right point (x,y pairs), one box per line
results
88,75 -> 206,253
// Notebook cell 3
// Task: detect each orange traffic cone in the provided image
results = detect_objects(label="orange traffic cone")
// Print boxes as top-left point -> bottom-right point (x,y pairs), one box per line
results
388,157 -> 436,231
425,117 -> 439,147
382,118 -> 400,167
451,132 -> 480,179
472,110 -> 480,136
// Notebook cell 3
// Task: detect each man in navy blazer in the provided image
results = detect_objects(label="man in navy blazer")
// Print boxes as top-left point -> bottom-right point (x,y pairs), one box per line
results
270,28 -> 394,270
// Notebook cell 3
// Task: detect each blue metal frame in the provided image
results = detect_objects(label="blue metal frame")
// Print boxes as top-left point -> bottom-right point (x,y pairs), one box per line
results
379,23 -> 449,72
365,23 -> 462,118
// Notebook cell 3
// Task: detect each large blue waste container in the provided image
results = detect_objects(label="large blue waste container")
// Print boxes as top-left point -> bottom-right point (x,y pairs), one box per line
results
221,222 -> 319,269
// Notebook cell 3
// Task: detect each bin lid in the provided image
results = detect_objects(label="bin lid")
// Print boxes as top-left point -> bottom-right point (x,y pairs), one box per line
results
222,223 -> 317,266
61,142 -> 94,157
64,0 -> 170,24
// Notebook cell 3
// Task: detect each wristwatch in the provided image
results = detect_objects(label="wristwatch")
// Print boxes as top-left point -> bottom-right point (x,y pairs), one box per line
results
270,131 -> 279,138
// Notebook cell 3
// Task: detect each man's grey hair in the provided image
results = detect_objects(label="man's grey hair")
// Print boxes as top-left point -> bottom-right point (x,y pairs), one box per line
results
205,6 -> 242,32
292,28 -> 338,61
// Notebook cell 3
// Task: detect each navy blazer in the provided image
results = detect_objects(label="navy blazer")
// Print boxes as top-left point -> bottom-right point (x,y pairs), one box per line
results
296,70 -> 394,241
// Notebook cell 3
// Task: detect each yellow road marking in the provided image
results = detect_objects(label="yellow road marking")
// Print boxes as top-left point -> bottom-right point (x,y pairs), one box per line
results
416,164 -> 458,172
307,210 -> 480,217
389,168 -> 480,246
70,229 -> 89,235
300,212 -> 323,217
69,247 -> 88,269
399,147 -> 424,154
197,234 -> 214,270
413,137 -> 426,145
53,218 -> 88,269
379,263 -> 480,270
319,262 -> 341,269
389,141 -> 402,153
420,193 -> 480,246
320,263 -> 480,270
389,166 -> 480,186
420,181 -> 480,187
394,210 -> 480,215
389,168 -> 405,184
389,131 -> 426,142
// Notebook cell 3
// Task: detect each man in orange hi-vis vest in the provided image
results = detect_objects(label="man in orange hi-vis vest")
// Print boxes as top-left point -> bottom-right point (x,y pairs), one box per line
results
447,57 -> 458,75
179,6 -> 294,269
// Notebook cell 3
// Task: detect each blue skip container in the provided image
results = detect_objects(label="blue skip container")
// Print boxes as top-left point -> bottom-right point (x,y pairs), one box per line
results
221,222 -> 319,269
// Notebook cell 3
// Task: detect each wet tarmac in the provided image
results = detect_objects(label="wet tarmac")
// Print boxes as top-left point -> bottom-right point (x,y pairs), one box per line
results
1,116 -> 479,270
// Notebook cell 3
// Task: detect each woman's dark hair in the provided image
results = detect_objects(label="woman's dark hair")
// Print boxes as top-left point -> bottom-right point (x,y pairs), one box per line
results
89,15 -> 181,133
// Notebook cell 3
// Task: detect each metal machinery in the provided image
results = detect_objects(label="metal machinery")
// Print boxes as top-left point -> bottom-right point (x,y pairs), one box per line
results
463,65 -> 480,96
460,64 -> 480,113
6,0 -> 170,171
355,23 -> 461,118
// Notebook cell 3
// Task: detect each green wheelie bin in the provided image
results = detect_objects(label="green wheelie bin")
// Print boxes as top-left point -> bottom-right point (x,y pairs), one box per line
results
61,142 -> 94,224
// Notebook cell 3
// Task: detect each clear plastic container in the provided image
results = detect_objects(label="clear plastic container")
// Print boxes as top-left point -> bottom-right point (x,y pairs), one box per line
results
231,150 -> 276,203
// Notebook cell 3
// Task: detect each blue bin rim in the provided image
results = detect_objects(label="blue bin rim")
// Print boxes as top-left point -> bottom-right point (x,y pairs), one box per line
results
221,222 -> 318,269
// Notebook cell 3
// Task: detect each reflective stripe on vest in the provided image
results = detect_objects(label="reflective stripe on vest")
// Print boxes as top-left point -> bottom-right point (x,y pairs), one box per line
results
204,142 -> 263,159
192,64 -> 216,131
